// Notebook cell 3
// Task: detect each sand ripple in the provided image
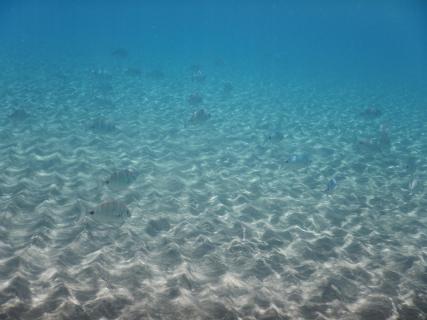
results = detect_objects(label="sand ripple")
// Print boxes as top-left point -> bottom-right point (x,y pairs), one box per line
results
0,63 -> 426,319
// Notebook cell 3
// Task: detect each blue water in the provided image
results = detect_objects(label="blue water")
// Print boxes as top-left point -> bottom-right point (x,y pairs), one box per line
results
0,1 -> 426,319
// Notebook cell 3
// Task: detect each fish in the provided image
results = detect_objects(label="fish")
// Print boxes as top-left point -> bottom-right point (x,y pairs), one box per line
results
405,158 -> 417,173
191,69 -> 206,82
111,48 -> 128,59
285,153 -> 311,167
124,67 -> 142,77
105,169 -> 139,190
409,176 -> 418,194
9,109 -> 30,121
222,82 -> 233,95
89,117 -> 117,133
324,178 -> 337,193
189,109 -> 211,124
267,131 -> 284,142
187,93 -> 204,106
88,200 -> 131,225
359,107 -> 382,119
146,69 -> 165,80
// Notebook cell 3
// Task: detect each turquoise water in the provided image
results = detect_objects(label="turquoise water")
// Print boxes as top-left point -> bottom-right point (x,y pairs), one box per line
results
0,1 -> 426,319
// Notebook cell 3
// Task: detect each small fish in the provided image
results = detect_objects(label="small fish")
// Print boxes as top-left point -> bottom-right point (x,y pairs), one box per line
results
89,118 -> 117,133
405,158 -> 417,172
324,178 -> 337,193
9,109 -> 30,121
191,69 -> 206,82
105,169 -> 139,190
146,69 -> 165,80
189,109 -> 210,124
124,67 -> 142,77
409,176 -> 418,194
89,200 -> 131,225
267,131 -> 284,142
285,153 -> 311,167
112,48 -> 128,59
222,82 -> 233,95
360,107 -> 382,119
187,93 -> 204,106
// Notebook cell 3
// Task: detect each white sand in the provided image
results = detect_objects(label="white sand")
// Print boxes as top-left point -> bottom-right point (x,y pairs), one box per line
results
0,58 -> 426,319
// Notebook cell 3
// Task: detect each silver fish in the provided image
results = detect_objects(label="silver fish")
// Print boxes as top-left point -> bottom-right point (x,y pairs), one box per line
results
285,153 -> 311,167
105,169 -> 138,190
409,176 -> 418,194
325,178 -> 337,193
89,200 -> 131,225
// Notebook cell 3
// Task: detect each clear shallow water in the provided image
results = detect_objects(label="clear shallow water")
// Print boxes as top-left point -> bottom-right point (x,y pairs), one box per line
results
0,1 -> 426,319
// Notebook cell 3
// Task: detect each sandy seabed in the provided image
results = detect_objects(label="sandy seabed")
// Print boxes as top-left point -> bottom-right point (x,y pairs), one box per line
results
0,58 -> 426,320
